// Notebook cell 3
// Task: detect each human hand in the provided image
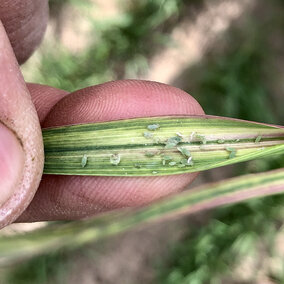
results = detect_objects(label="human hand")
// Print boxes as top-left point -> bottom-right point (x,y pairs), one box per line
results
0,0 -> 204,228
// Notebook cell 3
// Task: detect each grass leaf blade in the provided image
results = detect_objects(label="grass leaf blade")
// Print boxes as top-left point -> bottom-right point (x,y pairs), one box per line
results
43,115 -> 284,176
0,168 -> 283,265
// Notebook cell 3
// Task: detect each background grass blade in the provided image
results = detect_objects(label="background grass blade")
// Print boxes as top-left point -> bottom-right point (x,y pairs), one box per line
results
43,115 -> 284,176
1,168 -> 284,265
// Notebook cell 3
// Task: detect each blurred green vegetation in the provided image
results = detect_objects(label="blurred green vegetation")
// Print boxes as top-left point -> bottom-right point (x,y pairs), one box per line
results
26,0 -> 188,91
186,29 -> 276,124
3,253 -> 69,284
5,0 -> 284,283
157,197 -> 284,284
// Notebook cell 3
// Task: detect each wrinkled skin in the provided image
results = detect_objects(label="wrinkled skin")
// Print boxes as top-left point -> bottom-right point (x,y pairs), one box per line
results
0,0 -> 204,228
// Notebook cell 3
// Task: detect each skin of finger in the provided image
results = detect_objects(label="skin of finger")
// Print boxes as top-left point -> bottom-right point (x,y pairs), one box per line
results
0,0 -> 49,64
18,80 -> 204,222
27,83 -> 69,124
0,22 -> 44,228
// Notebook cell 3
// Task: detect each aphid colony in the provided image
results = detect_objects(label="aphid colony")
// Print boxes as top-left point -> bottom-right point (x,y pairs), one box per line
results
144,124 -> 195,168
80,124 -> 265,170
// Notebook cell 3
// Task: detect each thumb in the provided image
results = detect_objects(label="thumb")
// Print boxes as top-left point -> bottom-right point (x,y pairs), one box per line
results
0,124 -> 24,207
0,21 -> 44,228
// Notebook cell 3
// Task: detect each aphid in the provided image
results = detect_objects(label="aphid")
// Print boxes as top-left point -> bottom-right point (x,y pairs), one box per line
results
217,139 -> 225,144
145,151 -> 156,157
81,154 -> 88,168
255,135 -> 262,143
177,147 -> 191,158
152,171 -> 158,174
147,124 -> 160,131
110,153 -> 121,165
226,147 -> 237,159
161,155 -> 172,166
180,158 -> 193,167
162,155 -> 172,161
165,136 -> 182,149
134,163 -> 141,168
143,132 -> 154,139
169,161 -> 177,166
195,134 -> 207,145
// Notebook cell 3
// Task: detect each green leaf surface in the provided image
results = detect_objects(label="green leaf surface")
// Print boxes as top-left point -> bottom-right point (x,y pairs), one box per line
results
43,115 -> 284,176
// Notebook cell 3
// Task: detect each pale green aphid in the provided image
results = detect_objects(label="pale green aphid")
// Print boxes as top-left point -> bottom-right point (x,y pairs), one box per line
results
180,158 -> 194,167
145,151 -> 156,157
81,154 -> 88,168
195,134 -> 207,145
134,163 -> 141,168
161,155 -> 173,166
226,147 -> 237,159
165,136 -> 182,149
147,124 -> 160,131
255,135 -> 262,143
169,161 -> 177,166
110,153 -> 121,165
152,171 -> 158,174
143,132 -> 154,139
217,139 -> 225,144
177,147 -> 191,158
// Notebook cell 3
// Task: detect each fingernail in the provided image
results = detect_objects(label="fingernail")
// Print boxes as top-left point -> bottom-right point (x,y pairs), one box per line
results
0,122 -> 24,207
